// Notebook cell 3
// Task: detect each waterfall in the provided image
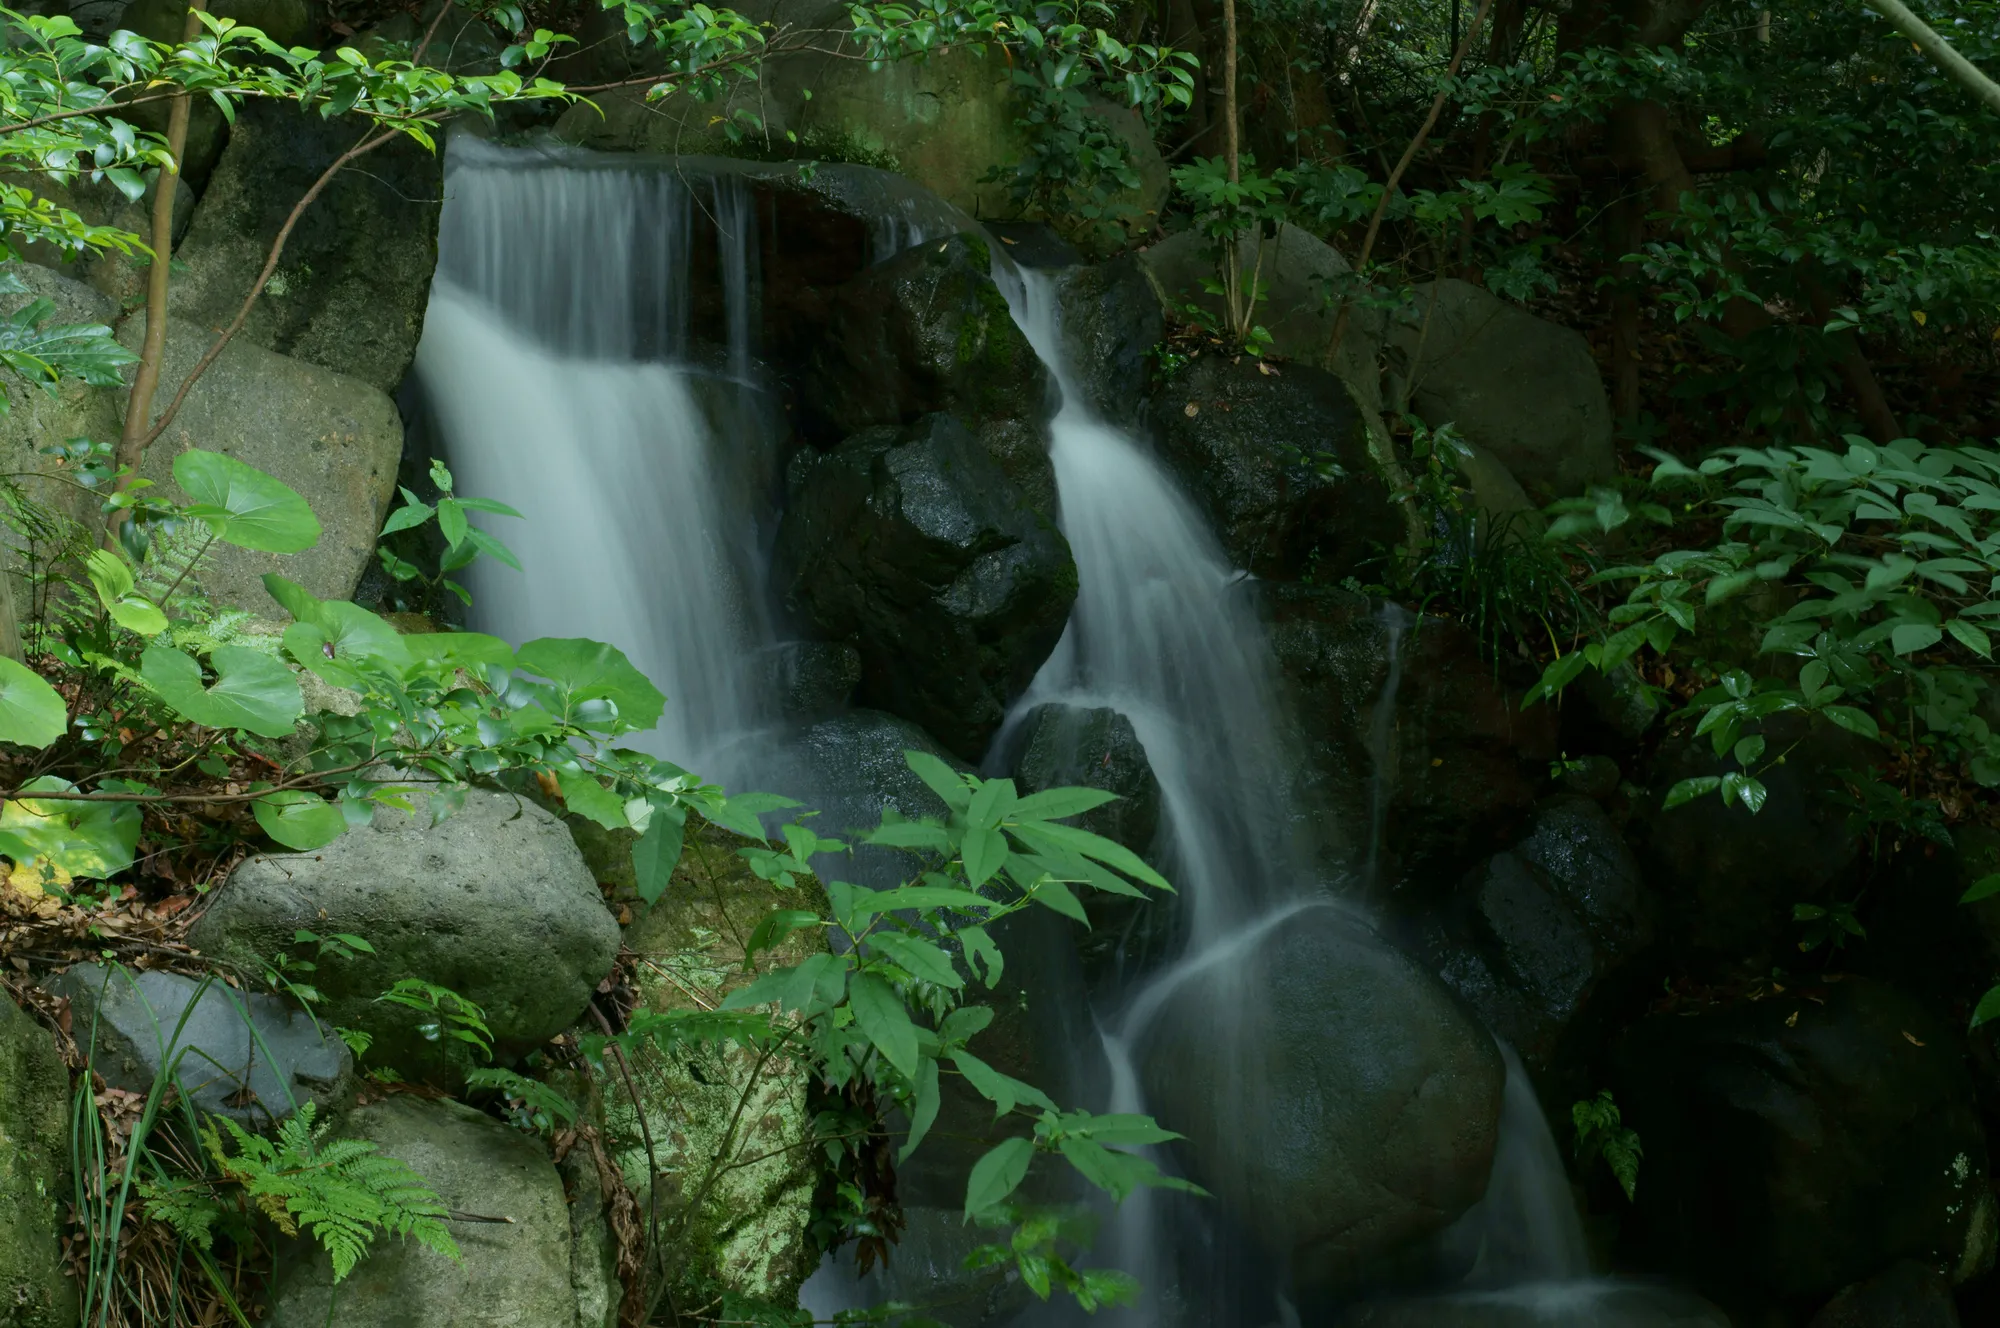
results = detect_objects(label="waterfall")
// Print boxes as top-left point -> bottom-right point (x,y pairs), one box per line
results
413,140 -> 779,777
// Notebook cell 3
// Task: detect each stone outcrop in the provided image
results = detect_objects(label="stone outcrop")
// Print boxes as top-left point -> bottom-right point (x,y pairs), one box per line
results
0,997 -> 74,1328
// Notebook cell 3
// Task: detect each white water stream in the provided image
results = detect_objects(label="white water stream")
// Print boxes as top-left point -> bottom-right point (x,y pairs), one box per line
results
418,138 -> 1611,1325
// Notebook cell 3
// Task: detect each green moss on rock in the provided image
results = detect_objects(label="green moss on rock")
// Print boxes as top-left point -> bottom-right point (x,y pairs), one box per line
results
0,997 -> 77,1328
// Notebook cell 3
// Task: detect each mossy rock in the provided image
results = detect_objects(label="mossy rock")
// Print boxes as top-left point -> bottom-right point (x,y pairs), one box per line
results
0,997 -> 76,1328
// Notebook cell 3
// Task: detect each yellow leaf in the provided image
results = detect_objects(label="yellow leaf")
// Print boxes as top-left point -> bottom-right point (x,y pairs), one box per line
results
1911,310 -> 1927,326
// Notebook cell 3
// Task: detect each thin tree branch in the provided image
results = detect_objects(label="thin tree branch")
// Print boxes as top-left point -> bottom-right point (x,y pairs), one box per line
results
1861,0 -> 2000,116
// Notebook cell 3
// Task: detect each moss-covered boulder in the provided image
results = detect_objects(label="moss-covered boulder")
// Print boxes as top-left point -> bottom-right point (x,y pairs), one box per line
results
0,997 -> 74,1328
775,413 -> 1077,761
122,315 -> 403,616
267,1095 -> 607,1328
167,101 -> 442,394
602,820 -> 825,1313
189,788 -> 619,1089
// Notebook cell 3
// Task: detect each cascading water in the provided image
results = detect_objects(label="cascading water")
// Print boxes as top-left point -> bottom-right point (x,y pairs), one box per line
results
412,139 -> 780,779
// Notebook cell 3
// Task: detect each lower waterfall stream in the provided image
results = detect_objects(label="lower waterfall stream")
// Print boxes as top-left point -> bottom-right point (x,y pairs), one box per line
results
414,136 -> 1693,1328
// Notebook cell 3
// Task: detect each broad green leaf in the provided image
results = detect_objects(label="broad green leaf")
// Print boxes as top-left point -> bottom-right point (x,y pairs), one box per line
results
903,749 -> 971,811
849,971 -> 919,1077
1972,984 -> 2000,1030
516,638 -> 665,731
864,820 -> 953,851
261,574 -> 323,623
0,776 -> 140,878
107,597 -> 167,636
899,1056 -> 941,1164
1822,705 -> 1882,741
1663,776 -> 1720,809
173,450 -> 321,553
253,790 -> 348,850
746,909 -> 822,968
960,924 -> 1004,986
720,951 -> 847,1013
632,802 -> 686,906
843,884 -> 991,918
1008,820 -> 1170,892
1890,623 -> 1943,657
962,824 -> 1006,887
436,497 -> 469,549
1948,619 -> 1994,659
953,1050 -> 1056,1116
1030,875 -> 1090,922
140,645 -> 302,738
964,1137 -> 1034,1219
0,303 -> 136,390
938,1005 -> 994,1047
556,768 -> 626,830
0,657 -> 68,748
867,931 -> 963,989
402,631 -> 516,674
1009,787 -> 1118,822
378,500 -> 433,536
1962,873 -> 2000,905
85,549 -> 133,603
965,776 -> 1016,829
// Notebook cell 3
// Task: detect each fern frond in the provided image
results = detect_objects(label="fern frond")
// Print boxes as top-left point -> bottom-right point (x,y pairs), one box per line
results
138,1177 -> 225,1252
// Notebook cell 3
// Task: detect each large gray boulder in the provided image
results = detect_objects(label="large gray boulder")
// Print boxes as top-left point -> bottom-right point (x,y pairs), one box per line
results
48,962 -> 351,1129
0,997 -> 75,1328
1387,279 -> 1614,501
124,316 -> 403,616
1612,978 -> 1996,1312
268,1095 -> 609,1328
1138,904 -> 1504,1294
1427,796 -> 1654,1071
168,101 -> 443,394
775,414 -> 1076,761
1810,1261 -> 1962,1328
801,233 -> 1055,510
1347,1284 -> 1733,1328
1054,255 -> 1161,429
1148,352 -> 1397,580
188,788 -> 619,1087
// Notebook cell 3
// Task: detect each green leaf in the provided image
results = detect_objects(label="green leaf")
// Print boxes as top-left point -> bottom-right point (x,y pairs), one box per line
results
1947,619 -> 1994,659
952,1050 -> 1056,1116
378,500 -> 433,536
1960,873 -> 2000,905
964,1137 -> 1034,1219
1,776 -> 141,878
849,971 -> 919,1078
1972,984 -> 2000,1030
108,597 -> 168,636
746,909 -> 822,967
899,1056 -> 941,1165
1822,706 -> 1882,741
262,574 -> 324,623
1008,787 -> 1118,822
631,802 -> 686,906
172,450 -> 321,553
0,304 -> 136,390
962,824 -> 1006,887
1663,776 -> 1721,809
140,645 -> 302,738
0,657 -> 68,748
436,497 -> 469,549
515,638 -> 665,731
556,768 -> 626,830
253,790 -> 348,851
1007,820 -> 1171,892
1890,623 -> 1943,657
867,932 -> 963,989
402,632 -> 516,675
903,749 -> 971,811
960,924 -> 1004,986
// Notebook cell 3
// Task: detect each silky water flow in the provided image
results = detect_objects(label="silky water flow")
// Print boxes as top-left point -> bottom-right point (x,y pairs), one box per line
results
414,140 -> 1631,1325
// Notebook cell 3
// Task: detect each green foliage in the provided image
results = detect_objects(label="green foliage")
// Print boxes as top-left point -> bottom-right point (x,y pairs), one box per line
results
0,278 -> 136,401
376,458 -> 522,609
1572,1090 -> 1642,1201
376,979 -> 494,1060
1793,898 -> 1867,953
195,1103 -> 458,1282
1529,437 -> 2000,808
465,1066 -> 579,1136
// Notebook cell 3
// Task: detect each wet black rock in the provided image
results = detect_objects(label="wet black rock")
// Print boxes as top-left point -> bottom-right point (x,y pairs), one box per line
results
1427,796 -> 1655,1071
767,640 -> 863,717
801,233 -> 1055,508
776,414 -> 1077,761
1260,584 -> 1559,888
1139,904 -> 1504,1295
1611,978 -> 1996,1314
1809,1261 -> 1963,1328
1056,255 -> 1162,428
1148,353 -> 1397,580
1014,703 -> 1162,853
1632,713 -> 1865,960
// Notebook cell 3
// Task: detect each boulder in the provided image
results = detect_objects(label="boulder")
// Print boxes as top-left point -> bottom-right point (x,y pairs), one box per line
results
608,821 -> 823,1310
800,233 -> 1055,507
124,315 -> 403,616
1054,255 -> 1161,428
1013,703 -> 1161,854
1810,1261 -> 1962,1328
168,101 -> 443,394
1611,978 -> 1996,1312
48,963 -> 351,1129
1138,903 -> 1504,1293
188,787 -> 619,1087
1427,796 -> 1654,1070
17,171 -> 194,305
775,414 -> 1076,761
772,709 -> 967,887
1137,223 -> 1387,409
1386,279 -> 1614,501
267,1095 -> 605,1328
766,640 -> 862,718
1632,713 -> 1865,960
0,996 -> 75,1328
1147,351 -> 1396,580
1259,584 -> 1558,887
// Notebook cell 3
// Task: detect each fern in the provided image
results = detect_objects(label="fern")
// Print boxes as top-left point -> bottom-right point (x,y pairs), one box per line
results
138,1175 -> 226,1252
202,1103 -> 460,1281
